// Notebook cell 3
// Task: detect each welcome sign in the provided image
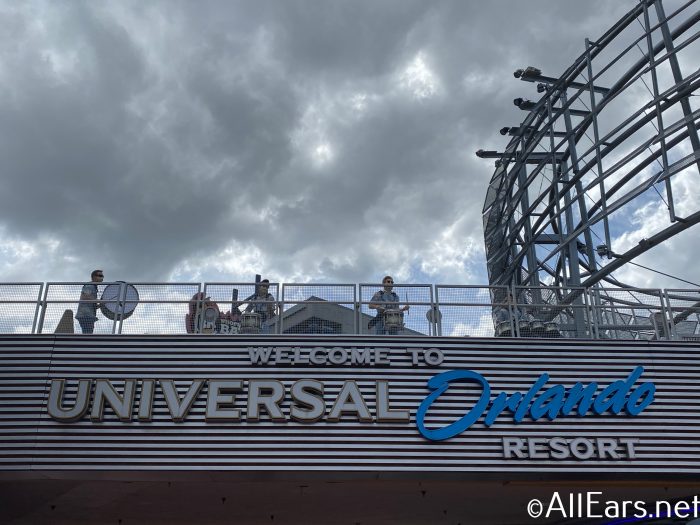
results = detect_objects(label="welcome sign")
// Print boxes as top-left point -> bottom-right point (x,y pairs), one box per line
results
1,335 -> 697,475
48,350 -> 656,443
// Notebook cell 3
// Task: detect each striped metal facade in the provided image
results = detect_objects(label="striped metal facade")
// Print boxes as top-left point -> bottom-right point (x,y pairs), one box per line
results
1,335 -> 699,476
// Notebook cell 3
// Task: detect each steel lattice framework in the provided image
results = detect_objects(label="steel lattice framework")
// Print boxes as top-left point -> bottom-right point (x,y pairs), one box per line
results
480,0 -> 700,297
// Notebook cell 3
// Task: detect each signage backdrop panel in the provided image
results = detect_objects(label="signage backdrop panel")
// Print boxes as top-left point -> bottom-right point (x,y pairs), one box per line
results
0,338 -> 53,470
1,335 -> 698,475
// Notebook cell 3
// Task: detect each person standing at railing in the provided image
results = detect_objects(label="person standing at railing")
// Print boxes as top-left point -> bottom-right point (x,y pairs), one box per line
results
244,279 -> 277,333
75,270 -> 104,334
368,275 -> 409,335
493,292 -> 524,320
493,291 -> 525,337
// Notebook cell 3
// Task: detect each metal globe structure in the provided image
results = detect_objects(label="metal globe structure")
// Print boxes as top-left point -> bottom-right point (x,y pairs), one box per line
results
479,0 -> 700,338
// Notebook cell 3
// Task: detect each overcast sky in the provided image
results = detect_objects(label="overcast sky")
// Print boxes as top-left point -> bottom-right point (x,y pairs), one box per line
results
1,0 -> 697,288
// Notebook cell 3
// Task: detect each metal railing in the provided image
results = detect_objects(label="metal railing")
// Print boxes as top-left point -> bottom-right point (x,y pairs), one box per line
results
281,283 -> 356,335
434,285 -> 507,338
0,283 -> 43,334
359,283 -> 434,336
2,281 -> 700,340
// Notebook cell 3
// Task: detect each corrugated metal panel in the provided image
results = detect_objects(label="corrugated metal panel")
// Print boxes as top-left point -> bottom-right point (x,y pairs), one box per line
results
0,337 -> 53,470
2,335 -> 700,474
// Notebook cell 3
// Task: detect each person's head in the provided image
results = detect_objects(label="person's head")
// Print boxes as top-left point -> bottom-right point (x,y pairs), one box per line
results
382,275 -> 394,291
258,279 -> 270,295
91,269 -> 104,282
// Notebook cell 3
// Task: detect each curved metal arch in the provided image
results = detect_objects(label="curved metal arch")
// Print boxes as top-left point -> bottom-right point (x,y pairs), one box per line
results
480,0 -> 700,296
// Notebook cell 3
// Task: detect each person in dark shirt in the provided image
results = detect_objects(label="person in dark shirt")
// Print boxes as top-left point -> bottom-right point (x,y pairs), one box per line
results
75,269 -> 103,334
244,279 -> 277,333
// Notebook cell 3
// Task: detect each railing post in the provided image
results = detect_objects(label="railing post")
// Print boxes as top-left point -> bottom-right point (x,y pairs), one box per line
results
116,282 -> 128,335
31,284 -> 44,335
432,286 -> 441,337
358,285 -> 365,335
353,286 -> 358,335
661,289 -> 677,340
278,287 -> 283,334
587,288 -> 598,340
36,284 -> 50,334
195,295 -> 204,334
275,284 -> 281,335
581,287 -> 592,339
279,284 -> 286,335
511,286 -> 519,338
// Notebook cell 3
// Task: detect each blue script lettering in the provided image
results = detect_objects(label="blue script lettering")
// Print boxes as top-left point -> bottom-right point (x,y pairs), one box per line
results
415,366 -> 655,441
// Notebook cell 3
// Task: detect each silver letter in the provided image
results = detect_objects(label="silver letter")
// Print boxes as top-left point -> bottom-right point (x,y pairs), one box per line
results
290,380 -> 325,423
374,348 -> 390,365
91,379 -> 136,422
502,437 -> 525,458
248,347 -> 273,365
47,379 -> 91,423
159,380 -> 205,422
618,438 -> 638,459
570,437 -> 595,460
328,347 -> 348,365
275,347 -> 291,364
138,379 -> 155,422
405,348 -> 421,365
310,347 -> 327,365
292,347 -> 308,364
527,438 -> 547,459
327,381 -> 372,422
549,437 -> 571,459
350,348 -> 371,365
423,348 -> 444,366
247,380 -> 286,422
206,380 -> 242,421
376,381 -> 409,422
596,438 -> 619,459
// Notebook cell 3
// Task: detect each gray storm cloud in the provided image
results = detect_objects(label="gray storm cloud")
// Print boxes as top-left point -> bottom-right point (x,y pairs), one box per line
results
2,0 -> 695,288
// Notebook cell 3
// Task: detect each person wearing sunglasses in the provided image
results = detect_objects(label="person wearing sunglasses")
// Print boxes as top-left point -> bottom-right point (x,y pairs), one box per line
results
244,279 -> 277,333
75,269 -> 104,334
368,275 -> 410,335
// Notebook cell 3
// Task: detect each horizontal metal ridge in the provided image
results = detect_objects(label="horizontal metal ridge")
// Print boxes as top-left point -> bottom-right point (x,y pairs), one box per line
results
2,336 -> 700,474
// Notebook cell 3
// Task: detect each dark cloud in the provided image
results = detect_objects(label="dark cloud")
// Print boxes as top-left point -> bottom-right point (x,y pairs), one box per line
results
0,0 -> 696,289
